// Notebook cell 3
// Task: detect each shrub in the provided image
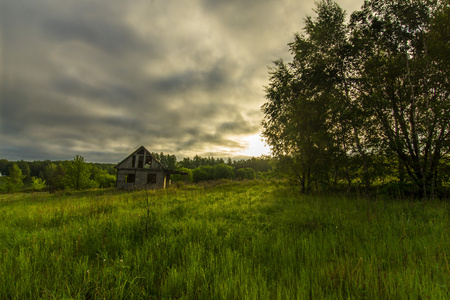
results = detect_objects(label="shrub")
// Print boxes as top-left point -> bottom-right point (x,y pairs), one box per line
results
171,168 -> 193,183
31,177 -> 46,191
213,164 -> 234,180
236,168 -> 255,180
193,166 -> 213,182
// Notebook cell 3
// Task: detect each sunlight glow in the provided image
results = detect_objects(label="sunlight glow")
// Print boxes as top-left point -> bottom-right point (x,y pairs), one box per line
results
241,134 -> 271,157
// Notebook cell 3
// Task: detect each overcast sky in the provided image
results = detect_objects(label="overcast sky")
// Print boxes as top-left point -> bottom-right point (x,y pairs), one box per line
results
0,0 -> 362,163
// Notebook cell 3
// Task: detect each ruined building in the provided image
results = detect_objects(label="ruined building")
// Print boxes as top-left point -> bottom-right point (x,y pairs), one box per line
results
115,146 -> 186,189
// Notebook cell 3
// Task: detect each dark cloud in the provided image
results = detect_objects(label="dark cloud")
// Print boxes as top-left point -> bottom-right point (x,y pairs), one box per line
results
0,0 -> 363,162
153,63 -> 229,94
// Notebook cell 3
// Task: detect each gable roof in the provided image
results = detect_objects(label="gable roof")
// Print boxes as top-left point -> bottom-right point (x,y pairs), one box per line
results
114,145 -> 167,170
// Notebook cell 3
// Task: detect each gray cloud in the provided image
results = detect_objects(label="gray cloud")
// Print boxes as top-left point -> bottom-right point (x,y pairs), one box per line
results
0,0 -> 363,162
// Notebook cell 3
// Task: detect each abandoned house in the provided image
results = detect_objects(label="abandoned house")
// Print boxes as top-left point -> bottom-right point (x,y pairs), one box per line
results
115,146 -> 186,189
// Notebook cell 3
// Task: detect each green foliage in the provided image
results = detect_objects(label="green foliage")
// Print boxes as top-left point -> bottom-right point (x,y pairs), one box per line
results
179,155 -> 226,169
263,0 -> 349,193
0,159 -> 13,176
90,166 -> 116,188
91,163 -> 117,175
0,154 -> 275,193
171,167 -> 193,183
8,163 -> 23,186
192,164 -> 235,182
152,152 -> 177,170
31,177 -> 46,191
8,163 -> 24,192
192,165 -> 213,183
43,163 -> 66,191
349,0 -> 449,197
16,161 -> 31,184
236,167 -> 256,180
0,164 -> 25,193
232,156 -> 273,173
0,177 -> 9,193
213,164 -> 234,180
0,181 -> 448,298
0,158 -> 119,193
65,155 -> 97,190
262,0 -> 450,197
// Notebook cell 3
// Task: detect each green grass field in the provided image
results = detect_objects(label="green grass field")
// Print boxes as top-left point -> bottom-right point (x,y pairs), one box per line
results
0,180 -> 448,299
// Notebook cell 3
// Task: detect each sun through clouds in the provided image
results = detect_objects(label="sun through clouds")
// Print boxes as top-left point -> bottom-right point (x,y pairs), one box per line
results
240,134 -> 270,157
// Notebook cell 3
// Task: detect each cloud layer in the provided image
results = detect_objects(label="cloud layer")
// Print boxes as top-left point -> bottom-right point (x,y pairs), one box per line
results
0,0 -> 362,162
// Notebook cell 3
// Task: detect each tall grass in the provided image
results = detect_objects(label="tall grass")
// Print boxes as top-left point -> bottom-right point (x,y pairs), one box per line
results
0,180 -> 448,299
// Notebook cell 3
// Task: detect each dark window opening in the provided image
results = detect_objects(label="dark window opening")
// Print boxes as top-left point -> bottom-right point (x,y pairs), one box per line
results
125,173 -> 135,183
147,174 -> 157,184
138,156 -> 144,168
144,156 -> 152,168
131,156 -> 136,168
137,149 -> 145,155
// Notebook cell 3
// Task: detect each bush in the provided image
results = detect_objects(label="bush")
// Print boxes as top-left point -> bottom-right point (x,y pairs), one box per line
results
193,166 -> 213,183
31,177 -> 46,191
213,164 -> 234,180
94,173 -> 116,188
171,167 -> 193,183
0,177 -> 9,193
236,168 -> 255,180
192,164 -> 236,182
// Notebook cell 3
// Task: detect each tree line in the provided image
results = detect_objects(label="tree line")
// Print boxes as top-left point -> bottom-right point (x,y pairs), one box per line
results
0,154 -> 274,193
152,152 -> 274,183
262,0 -> 449,198
0,156 -> 117,193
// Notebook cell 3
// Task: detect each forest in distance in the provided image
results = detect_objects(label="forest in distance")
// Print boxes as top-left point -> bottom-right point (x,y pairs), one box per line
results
0,154 -> 274,193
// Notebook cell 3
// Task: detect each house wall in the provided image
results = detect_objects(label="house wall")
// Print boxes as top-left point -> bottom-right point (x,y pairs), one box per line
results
116,169 -> 166,189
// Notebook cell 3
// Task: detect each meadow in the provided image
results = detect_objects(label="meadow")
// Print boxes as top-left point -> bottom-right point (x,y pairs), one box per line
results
0,180 -> 448,299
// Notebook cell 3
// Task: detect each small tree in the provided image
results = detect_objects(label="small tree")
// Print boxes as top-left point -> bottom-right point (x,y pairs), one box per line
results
17,161 -> 31,184
8,163 -> 24,191
44,163 -> 66,191
31,177 -> 46,191
65,155 -> 94,190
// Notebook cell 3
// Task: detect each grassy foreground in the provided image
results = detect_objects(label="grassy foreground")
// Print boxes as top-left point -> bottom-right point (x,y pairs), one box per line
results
0,180 -> 448,299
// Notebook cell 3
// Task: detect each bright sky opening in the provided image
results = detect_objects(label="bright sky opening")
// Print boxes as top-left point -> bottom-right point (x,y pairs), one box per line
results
241,134 -> 271,157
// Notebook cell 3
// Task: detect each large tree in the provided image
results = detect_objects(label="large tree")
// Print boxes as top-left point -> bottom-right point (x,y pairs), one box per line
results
262,0 -> 449,196
349,0 -> 450,197
262,0 -> 352,192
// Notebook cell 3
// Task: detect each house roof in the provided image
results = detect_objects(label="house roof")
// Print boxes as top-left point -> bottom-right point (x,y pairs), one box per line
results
114,145 -> 167,170
115,146 -> 188,176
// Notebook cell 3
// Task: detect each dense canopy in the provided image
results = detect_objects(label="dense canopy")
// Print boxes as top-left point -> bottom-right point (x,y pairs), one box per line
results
262,0 -> 450,197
